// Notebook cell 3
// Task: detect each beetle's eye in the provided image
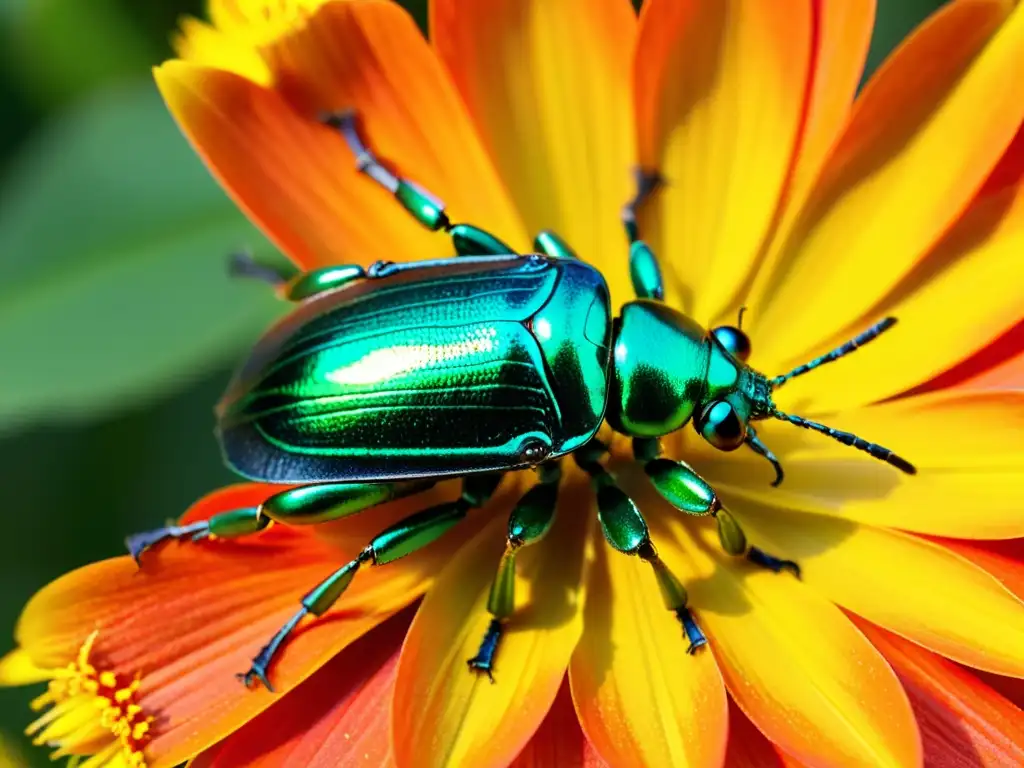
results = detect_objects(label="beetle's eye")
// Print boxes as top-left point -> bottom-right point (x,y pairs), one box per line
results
697,400 -> 746,451
712,325 -> 751,362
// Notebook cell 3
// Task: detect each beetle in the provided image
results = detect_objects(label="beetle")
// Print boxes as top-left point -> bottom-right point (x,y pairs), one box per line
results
128,111 -> 915,691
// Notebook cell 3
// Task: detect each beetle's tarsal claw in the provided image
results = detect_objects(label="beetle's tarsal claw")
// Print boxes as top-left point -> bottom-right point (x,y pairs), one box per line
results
633,167 -> 665,199
237,607 -> 308,693
125,521 -> 209,565
675,607 -> 707,654
238,652 -> 276,693
747,547 -> 801,579
236,664 -> 274,693
467,618 -> 504,682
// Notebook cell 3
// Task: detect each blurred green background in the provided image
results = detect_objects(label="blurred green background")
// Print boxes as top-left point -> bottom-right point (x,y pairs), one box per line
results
0,0 -> 946,763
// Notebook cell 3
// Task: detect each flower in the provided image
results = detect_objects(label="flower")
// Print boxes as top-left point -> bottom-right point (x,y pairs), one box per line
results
4,0 -> 1024,766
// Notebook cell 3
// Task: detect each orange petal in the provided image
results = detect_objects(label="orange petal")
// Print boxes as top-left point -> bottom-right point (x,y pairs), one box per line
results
510,677 -> 608,768
752,0 -> 1024,370
191,608 -> 409,768
961,339 -> 1024,390
157,1 -> 524,271
14,482 -> 479,768
903,318 -> 1024,395
657,513 -> 922,768
178,483 -> 291,525
723,698 -> 806,768
569,529 -> 727,768
765,182 -> 1024,413
634,0 -> 812,321
782,1 -> 876,219
856,617 -> 1024,767
723,497 -> 1024,678
431,0 -> 636,304
392,481 -> 591,768
973,669 -> 1024,711
939,538 -> 1024,602
982,123 -> 1024,196
693,390 -> 1024,539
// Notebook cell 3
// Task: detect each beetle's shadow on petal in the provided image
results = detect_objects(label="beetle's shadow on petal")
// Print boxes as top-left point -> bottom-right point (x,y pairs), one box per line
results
507,488 -> 592,632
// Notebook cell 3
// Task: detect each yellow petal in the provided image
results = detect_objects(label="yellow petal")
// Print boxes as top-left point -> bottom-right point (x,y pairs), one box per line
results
752,0 -> 1024,369
658,515 -> 922,768
796,389 -> 1024,469
0,649 -> 49,686
172,17 -> 271,86
768,183 -> 1024,413
726,498 -> 1024,678
391,482 -> 591,768
693,390 -> 1024,539
206,0 -> 332,45
634,0 -> 812,321
941,538 -> 1024,603
431,0 -> 636,304
568,533 -> 728,768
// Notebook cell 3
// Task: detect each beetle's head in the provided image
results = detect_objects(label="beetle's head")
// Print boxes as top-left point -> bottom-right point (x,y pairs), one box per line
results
611,302 -> 914,482
695,316 -> 916,484
691,328 -> 773,452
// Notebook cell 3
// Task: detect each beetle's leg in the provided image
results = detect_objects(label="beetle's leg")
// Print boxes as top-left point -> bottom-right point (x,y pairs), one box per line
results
635,439 -> 800,577
576,449 -> 707,654
323,110 -> 516,257
744,426 -> 784,487
228,250 -> 292,288
126,480 -> 435,563
468,462 -> 561,681
621,168 -> 666,300
238,473 -> 503,691
533,230 -> 580,260
125,507 -> 269,565
228,250 -> 369,303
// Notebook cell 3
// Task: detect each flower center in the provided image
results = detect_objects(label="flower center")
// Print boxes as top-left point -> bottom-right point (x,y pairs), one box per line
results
26,631 -> 153,768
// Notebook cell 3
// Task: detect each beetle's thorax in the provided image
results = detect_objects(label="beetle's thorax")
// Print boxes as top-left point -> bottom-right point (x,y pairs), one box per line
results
606,301 -> 711,438
606,301 -> 776,439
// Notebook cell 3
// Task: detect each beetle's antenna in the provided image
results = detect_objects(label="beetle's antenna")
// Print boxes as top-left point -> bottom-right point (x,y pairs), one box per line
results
771,409 -> 916,475
771,317 -> 897,388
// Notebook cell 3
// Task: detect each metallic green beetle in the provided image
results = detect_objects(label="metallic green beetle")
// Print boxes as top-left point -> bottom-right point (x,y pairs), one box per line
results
128,110 -> 915,690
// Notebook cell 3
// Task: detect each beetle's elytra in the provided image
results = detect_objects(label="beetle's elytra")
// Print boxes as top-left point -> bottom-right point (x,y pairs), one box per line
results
217,254 -> 611,483
127,109 -> 915,691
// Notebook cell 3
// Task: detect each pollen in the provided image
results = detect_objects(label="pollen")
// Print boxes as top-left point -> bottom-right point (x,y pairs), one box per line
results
26,631 -> 153,768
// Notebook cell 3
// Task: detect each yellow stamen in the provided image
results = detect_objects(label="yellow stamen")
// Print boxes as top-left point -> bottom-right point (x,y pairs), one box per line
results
25,631 -> 154,768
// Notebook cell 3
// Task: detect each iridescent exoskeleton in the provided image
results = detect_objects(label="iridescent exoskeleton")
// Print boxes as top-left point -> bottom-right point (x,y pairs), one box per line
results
128,111 -> 914,690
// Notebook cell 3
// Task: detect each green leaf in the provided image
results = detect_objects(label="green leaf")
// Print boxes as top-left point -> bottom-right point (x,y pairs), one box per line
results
0,0 -> 156,107
864,0 -> 949,81
0,79 -> 285,431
